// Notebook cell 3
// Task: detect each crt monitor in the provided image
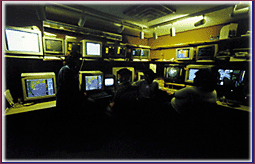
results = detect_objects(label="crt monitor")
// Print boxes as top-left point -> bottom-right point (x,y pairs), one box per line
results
185,65 -> 214,83
79,71 -> 104,92
112,67 -> 135,84
176,47 -> 194,60
217,69 -> 246,87
21,72 -> 57,101
196,44 -> 218,62
43,37 -> 64,55
4,26 -> 43,56
65,39 -> 82,56
141,49 -> 150,59
82,40 -> 102,58
104,74 -> 115,88
164,64 -> 184,83
131,48 -> 141,59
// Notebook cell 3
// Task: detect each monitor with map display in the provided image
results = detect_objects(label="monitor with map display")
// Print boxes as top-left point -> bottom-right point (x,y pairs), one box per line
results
21,72 -> 57,101
79,71 -> 104,92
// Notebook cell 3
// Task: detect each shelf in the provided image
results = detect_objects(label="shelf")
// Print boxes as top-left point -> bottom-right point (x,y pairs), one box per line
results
151,36 -> 250,50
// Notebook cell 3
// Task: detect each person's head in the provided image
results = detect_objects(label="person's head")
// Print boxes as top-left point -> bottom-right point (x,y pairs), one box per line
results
194,69 -> 218,91
65,45 -> 81,71
143,69 -> 156,84
118,68 -> 132,83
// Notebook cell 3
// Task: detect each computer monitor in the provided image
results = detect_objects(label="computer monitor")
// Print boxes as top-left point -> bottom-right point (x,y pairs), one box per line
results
4,26 -> 43,56
196,44 -> 218,62
176,47 -> 194,61
131,48 -> 141,59
104,74 -> 115,88
112,67 -> 135,84
185,65 -> 214,83
104,43 -> 127,58
138,72 -> 145,81
79,71 -> 104,92
82,39 -> 102,58
164,64 -> 184,83
65,39 -> 82,56
217,69 -> 246,87
21,72 -> 57,101
43,37 -> 64,55
141,49 -> 150,59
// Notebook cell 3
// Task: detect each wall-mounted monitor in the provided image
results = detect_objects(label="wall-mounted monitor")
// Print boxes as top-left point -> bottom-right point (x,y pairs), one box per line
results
79,71 -> 104,92
141,49 -> 150,59
164,64 -> 184,83
131,48 -> 141,59
82,40 -> 102,58
185,65 -> 214,83
176,47 -> 194,61
196,44 -> 218,62
21,72 -> 57,101
65,39 -> 82,57
104,43 -> 127,58
112,67 -> 135,84
43,37 -> 64,55
4,26 -> 43,56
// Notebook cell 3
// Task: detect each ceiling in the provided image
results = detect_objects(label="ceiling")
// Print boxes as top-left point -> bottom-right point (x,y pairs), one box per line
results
5,2 -> 252,39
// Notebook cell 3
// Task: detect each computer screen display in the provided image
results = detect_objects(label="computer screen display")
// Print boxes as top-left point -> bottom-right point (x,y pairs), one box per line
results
104,78 -> 114,87
217,69 -> 246,87
66,40 -> 81,55
188,68 -> 199,81
196,44 -> 218,62
141,49 -> 150,58
86,42 -> 101,56
176,47 -> 194,60
164,66 -> 183,83
4,26 -> 43,55
21,72 -> 57,101
85,75 -> 102,91
25,78 -> 55,98
44,38 -> 64,54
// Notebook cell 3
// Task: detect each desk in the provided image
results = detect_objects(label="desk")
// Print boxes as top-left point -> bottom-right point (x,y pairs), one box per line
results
5,100 -> 56,116
216,101 -> 250,112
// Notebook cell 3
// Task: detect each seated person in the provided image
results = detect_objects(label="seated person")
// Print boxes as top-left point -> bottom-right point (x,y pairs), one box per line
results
108,68 -> 138,115
170,69 -> 218,115
133,69 -> 159,100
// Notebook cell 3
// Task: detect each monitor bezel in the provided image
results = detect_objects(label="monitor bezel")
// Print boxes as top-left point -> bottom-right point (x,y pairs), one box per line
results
4,26 -> 44,56
138,72 -> 144,81
65,38 -> 82,56
196,44 -> 218,62
82,39 -> 103,58
140,49 -> 150,59
79,71 -> 104,92
131,48 -> 142,59
21,72 -> 57,101
43,37 -> 65,55
176,47 -> 194,61
112,67 -> 135,83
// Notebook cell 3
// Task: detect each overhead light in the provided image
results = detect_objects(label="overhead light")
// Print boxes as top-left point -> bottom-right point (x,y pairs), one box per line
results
78,14 -> 86,27
230,4 -> 250,17
194,15 -> 206,27
170,27 -> 175,37
153,31 -> 158,40
140,27 -> 144,39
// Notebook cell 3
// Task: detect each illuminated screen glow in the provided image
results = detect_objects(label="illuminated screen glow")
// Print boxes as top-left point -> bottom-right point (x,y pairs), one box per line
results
218,69 -> 246,86
86,42 -> 101,55
5,29 -> 40,52
45,39 -> 63,52
25,78 -> 54,98
177,49 -> 189,58
188,69 -> 199,81
85,75 -> 102,91
105,78 -> 114,86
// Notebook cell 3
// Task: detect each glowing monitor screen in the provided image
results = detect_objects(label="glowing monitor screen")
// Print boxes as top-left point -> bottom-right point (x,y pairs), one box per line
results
105,78 -> 114,86
188,69 -> 199,81
5,29 -> 40,52
165,67 -> 180,78
25,78 -> 55,98
85,75 -> 102,91
177,49 -> 190,59
218,69 -> 246,87
86,42 -> 101,56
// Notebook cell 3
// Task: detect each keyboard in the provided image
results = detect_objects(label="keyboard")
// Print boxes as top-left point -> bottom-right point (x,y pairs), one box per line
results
89,91 -> 112,99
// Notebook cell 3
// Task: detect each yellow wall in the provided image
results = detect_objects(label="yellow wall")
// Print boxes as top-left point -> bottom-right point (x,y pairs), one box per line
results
125,35 -> 149,46
148,25 -> 224,59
